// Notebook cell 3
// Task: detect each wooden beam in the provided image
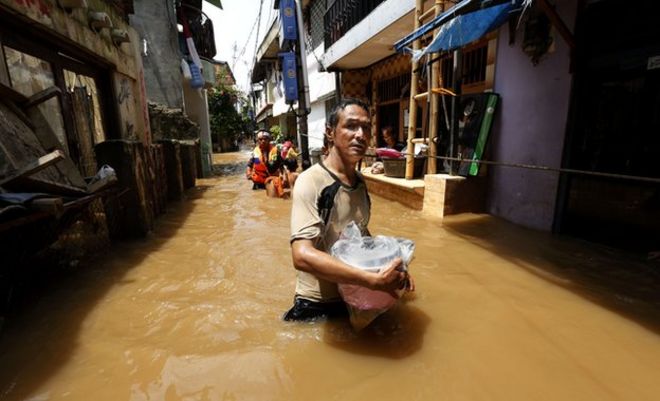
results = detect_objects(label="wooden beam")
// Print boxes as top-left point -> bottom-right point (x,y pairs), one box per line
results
29,198 -> 64,218
0,82 -> 28,104
406,0 -> 424,180
419,7 -> 435,22
428,0 -> 445,175
22,87 -> 62,109
0,98 -> 34,129
0,34 -> 10,86
0,150 -> 65,187
537,0 -> 575,50
10,176 -> 88,197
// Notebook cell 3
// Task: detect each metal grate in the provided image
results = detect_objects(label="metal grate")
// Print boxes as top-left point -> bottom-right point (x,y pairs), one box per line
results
306,0 -> 326,52
324,0 -> 385,49
441,42 -> 488,87
377,74 -> 408,102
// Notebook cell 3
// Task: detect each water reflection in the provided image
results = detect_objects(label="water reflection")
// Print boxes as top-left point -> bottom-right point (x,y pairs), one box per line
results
323,303 -> 430,359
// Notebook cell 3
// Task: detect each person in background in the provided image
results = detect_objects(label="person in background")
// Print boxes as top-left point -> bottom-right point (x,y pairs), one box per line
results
381,125 -> 405,151
283,98 -> 414,321
280,140 -> 300,191
246,130 -> 282,190
280,140 -> 299,172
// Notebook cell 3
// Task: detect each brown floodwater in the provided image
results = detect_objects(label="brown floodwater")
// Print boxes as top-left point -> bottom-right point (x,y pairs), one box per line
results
1,151 -> 660,401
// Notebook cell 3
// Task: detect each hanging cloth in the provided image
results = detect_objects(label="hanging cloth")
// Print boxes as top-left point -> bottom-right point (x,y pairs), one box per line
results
179,8 -> 203,69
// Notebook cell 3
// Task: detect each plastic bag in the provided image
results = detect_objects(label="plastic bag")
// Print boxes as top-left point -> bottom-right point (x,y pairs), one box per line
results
189,62 -> 204,89
331,222 -> 415,330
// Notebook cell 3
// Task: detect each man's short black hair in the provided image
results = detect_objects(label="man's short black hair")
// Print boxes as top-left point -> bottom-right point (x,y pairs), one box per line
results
327,98 -> 370,129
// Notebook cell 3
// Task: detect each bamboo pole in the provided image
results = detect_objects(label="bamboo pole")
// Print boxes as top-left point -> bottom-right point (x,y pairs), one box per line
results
427,0 -> 444,175
405,0 -> 424,180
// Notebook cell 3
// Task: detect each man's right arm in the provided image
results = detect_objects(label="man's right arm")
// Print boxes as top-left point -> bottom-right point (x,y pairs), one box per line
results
291,239 -> 407,294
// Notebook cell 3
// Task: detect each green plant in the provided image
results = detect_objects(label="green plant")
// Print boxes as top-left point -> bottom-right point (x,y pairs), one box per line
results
270,125 -> 282,142
208,81 -> 252,152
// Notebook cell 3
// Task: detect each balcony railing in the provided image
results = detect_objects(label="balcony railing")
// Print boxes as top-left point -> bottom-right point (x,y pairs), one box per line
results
324,0 -> 386,49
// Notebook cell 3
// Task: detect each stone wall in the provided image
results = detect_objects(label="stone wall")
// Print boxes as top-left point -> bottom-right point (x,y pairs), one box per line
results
148,102 -> 200,141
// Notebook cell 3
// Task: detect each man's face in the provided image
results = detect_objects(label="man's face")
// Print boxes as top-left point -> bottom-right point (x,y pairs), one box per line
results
257,133 -> 270,150
327,105 -> 371,163
383,129 -> 395,147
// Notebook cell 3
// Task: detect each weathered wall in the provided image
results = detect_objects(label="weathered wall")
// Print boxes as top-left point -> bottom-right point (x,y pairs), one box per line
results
488,0 -> 577,231
0,0 -> 152,144
148,102 -> 200,141
129,0 -> 184,108
0,0 -> 137,78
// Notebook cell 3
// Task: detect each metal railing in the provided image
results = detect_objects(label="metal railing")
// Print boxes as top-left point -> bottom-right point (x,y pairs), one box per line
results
324,0 -> 386,49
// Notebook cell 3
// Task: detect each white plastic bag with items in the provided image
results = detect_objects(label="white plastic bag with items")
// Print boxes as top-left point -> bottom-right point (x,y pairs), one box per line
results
331,221 -> 415,330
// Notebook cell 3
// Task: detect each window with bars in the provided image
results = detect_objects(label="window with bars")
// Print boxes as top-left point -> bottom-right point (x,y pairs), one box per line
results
306,0 -> 326,52
377,74 -> 409,102
440,42 -> 488,88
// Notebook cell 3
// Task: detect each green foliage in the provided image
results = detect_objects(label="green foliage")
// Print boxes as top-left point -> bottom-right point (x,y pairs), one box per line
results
208,81 -> 252,151
270,124 -> 282,143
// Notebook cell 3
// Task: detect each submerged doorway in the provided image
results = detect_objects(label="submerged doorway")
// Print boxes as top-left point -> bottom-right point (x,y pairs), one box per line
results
558,0 -> 660,251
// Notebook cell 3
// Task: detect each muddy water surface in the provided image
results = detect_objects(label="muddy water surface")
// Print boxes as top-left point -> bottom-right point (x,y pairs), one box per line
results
1,151 -> 660,401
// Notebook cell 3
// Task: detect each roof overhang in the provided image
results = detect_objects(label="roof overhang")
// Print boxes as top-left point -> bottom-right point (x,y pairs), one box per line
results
252,19 -> 281,83
322,0 -> 416,70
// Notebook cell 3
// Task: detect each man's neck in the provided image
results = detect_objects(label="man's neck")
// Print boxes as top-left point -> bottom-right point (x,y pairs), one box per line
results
324,151 -> 358,186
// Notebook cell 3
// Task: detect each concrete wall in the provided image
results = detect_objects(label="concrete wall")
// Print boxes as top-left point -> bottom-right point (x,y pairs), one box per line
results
130,0 -> 184,108
183,85 -> 212,177
488,0 -> 577,231
307,99 -> 327,150
307,43 -> 336,150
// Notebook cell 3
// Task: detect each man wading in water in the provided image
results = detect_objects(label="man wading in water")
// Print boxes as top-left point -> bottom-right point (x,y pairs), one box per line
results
283,98 -> 414,321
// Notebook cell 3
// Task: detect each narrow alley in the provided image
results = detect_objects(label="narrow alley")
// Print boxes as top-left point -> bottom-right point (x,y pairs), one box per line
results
1,152 -> 659,401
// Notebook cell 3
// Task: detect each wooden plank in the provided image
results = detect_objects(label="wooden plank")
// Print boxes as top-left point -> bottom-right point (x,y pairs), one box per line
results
406,0 -> 424,180
10,176 -> 88,197
0,150 -> 65,187
22,87 -> 62,110
537,0 -> 576,50
418,7 -> 435,22
0,35 -> 10,87
29,198 -> 64,218
0,98 -> 34,130
24,104 -> 87,189
0,82 -> 28,104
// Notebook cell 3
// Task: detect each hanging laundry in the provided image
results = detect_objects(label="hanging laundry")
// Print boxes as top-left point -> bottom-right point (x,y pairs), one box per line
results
189,62 -> 204,89
179,8 -> 202,70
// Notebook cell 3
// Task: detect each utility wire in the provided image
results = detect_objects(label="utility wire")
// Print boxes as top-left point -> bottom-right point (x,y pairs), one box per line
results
247,0 -> 265,86
232,0 -> 263,71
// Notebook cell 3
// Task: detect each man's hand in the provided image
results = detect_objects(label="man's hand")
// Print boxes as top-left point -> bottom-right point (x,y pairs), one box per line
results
368,257 -> 414,296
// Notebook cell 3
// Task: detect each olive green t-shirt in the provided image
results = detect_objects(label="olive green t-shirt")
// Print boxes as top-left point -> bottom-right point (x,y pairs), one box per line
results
290,162 -> 371,302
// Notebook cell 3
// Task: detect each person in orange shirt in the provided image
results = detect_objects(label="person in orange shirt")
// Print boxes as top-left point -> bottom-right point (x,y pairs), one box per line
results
245,130 -> 282,190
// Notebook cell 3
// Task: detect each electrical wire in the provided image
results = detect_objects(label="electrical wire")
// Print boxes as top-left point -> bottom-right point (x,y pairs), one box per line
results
232,0 -> 263,71
247,0 -> 265,87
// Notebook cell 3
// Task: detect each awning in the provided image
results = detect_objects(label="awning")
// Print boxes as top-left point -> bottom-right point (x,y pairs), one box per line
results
394,0 -> 523,53
415,1 -> 520,59
204,0 -> 223,9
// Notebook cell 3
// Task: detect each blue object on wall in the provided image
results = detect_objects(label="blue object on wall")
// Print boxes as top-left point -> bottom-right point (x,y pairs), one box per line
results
280,52 -> 298,104
279,0 -> 297,42
189,62 -> 204,89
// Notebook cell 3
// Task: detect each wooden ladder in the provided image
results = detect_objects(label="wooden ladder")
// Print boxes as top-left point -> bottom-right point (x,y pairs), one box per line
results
404,0 -> 447,179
